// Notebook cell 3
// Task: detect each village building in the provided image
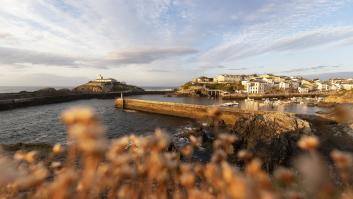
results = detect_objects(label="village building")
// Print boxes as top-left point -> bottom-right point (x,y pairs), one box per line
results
316,82 -> 329,91
330,83 -> 342,91
298,86 -> 309,93
291,81 -> 300,89
245,80 -> 267,94
192,76 -> 214,83
279,81 -> 290,89
214,74 -> 243,83
342,83 -> 353,90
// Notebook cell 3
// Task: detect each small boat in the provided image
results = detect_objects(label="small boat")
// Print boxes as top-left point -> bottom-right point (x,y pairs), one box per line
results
219,101 -> 239,107
273,100 -> 283,106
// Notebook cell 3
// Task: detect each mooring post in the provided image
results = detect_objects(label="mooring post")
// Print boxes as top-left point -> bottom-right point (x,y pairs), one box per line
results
120,92 -> 124,109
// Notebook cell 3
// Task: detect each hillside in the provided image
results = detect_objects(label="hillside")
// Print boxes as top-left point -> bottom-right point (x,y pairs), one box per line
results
325,89 -> 353,103
74,81 -> 144,93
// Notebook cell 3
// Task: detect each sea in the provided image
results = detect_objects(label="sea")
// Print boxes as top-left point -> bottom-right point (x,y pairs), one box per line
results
0,94 -> 330,147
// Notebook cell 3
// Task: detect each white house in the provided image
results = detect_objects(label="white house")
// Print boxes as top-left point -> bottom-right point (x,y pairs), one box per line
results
316,82 -> 329,91
342,83 -> 353,90
279,81 -> 290,89
214,74 -> 242,83
192,76 -> 213,83
246,81 -> 267,94
298,86 -> 309,93
241,80 -> 248,86
291,81 -> 300,89
95,75 -> 117,83
330,83 -> 342,91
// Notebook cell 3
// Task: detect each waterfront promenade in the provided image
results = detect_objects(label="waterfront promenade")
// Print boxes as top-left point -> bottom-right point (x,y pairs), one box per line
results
220,92 -> 327,100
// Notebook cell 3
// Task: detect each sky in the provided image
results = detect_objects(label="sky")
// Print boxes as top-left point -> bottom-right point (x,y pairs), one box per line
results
0,0 -> 353,87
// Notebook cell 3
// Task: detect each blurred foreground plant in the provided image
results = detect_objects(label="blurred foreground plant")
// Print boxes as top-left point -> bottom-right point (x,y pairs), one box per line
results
0,107 -> 352,199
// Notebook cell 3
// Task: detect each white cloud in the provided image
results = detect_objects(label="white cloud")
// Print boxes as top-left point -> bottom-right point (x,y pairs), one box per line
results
0,0 -> 352,85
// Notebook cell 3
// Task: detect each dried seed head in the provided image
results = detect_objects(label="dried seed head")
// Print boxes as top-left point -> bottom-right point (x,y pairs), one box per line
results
180,144 -> 193,157
207,107 -> 221,118
211,150 -> 227,163
274,167 -> 295,185
189,135 -> 201,146
61,107 -> 96,125
245,159 -> 262,176
50,161 -> 62,170
52,144 -> 62,155
221,162 -> 234,183
330,150 -> 353,169
14,151 -> 26,161
297,136 -> 319,151
238,150 -> 253,161
25,151 -> 38,163
218,133 -> 237,144
180,172 -> 195,188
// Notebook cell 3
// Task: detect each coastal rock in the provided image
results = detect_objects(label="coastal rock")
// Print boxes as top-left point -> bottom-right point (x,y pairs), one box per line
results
74,82 -> 144,93
324,90 -> 353,103
233,112 -> 311,170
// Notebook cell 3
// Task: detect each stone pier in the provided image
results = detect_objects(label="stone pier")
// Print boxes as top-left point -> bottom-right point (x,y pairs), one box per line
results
115,98 -> 287,125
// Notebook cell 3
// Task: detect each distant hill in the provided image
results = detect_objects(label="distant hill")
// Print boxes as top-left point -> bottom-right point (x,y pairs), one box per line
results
302,71 -> 353,80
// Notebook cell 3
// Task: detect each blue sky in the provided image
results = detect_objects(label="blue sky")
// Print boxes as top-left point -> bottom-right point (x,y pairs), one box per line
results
0,0 -> 353,86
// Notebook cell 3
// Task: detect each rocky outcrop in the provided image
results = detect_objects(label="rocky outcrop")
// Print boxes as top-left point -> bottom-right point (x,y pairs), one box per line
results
74,82 -> 144,93
233,112 -> 311,170
325,90 -> 353,103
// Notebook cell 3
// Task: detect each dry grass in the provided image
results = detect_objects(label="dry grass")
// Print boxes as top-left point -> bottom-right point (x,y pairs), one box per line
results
0,107 -> 352,199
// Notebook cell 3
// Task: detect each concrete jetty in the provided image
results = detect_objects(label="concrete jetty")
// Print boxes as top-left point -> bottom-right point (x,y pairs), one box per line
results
115,98 -> 287,125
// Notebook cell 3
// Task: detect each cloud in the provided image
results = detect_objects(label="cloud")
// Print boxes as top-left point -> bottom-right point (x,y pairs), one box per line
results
0,73 -> 90,86
198,65 -> 225,70
0,32 -> 12,39
0,0 -> 352,85
147,69 -> 172,73
200,0 -> 353,64
104,48 -> 198,65
282,65 -> 341,73
202,26 -> 353,64
0,46 -> 80,67
0,46 -> 197,68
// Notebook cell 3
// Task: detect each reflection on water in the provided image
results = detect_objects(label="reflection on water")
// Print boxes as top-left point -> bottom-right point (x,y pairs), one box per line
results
130,95 -> 330,115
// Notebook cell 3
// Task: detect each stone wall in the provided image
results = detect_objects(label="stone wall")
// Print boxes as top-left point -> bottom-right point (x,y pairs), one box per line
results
115,99 -> 287,125
0,91 -> 171,111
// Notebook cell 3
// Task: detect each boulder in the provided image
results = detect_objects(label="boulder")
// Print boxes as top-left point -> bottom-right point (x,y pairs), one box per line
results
233,112 -> 311,170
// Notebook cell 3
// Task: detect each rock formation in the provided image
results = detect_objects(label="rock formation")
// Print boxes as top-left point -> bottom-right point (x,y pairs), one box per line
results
74,81 -> 144,93
233,112 -> 311,170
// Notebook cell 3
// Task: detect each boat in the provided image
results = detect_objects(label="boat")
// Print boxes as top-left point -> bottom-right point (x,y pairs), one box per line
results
219,101 -> 239,107
273,100 -> 283,106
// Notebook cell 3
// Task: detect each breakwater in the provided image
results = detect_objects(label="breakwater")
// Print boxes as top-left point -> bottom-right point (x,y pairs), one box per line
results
115,98 -> 284,125
0,91 -> 171,111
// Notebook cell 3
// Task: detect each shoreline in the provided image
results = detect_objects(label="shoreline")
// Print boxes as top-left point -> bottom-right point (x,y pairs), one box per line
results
0,90 -> 172,111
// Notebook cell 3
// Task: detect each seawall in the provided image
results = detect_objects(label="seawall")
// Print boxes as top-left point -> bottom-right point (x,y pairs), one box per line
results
0,91 -> 171,111
115,98 -> 286,125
